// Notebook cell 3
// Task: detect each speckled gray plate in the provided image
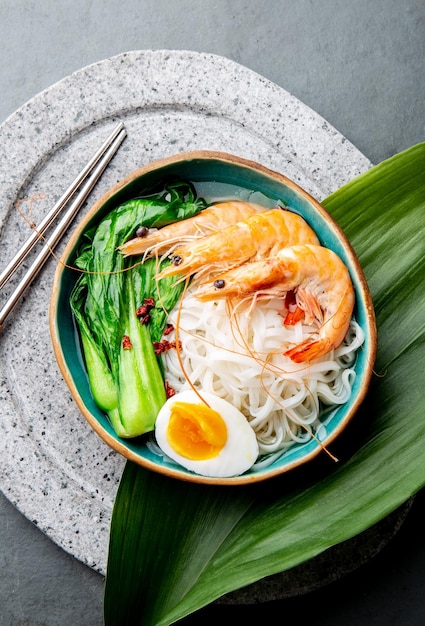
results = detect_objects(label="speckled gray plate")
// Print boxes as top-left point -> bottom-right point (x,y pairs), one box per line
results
0,50 -> 375,592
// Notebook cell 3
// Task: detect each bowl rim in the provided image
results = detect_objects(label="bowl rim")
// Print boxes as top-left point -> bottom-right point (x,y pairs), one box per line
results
49,150 -> 377,485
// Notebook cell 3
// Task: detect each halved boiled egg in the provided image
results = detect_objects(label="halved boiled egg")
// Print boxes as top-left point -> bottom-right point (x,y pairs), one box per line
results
155,389 -> 259,477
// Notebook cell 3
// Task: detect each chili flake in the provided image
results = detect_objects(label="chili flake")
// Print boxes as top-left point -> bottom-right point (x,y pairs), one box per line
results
136,304 -> 149,317
153,339 -> 182,355
136,298 -> 155,318
165,381 -> 176,398
144,297 -> 155,309
122,335 -> 133,350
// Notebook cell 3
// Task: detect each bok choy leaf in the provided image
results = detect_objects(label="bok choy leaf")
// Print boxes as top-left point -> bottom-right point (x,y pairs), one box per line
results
70,180 -> 205,438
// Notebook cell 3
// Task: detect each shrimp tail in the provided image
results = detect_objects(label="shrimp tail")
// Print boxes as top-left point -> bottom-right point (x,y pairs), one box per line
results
284,338 -> 332,363
283,291 -> 305,325
283,307 -> 305,325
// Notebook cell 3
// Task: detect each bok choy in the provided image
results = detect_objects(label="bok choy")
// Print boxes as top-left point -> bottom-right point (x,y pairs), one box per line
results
70,181 -> 206,438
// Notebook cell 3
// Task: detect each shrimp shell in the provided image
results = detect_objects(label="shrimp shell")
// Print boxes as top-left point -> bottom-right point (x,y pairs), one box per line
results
195,244 -> 355,363
118,201 -> 266,257
157,208 -> 319,281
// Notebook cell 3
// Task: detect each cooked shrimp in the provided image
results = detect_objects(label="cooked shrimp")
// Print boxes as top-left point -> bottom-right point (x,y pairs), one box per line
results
195,244 -> 355,363
118,201 -> 265,257
156,208 -> 319,281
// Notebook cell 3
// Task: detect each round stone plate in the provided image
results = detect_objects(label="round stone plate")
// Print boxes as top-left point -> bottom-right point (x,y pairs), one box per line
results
0,50 -> 377,595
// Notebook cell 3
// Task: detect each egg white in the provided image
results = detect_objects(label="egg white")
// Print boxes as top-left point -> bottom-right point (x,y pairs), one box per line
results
155,389 -> 259,477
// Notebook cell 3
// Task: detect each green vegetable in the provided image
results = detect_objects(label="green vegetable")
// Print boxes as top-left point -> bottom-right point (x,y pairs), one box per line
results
70,181 -> 206,438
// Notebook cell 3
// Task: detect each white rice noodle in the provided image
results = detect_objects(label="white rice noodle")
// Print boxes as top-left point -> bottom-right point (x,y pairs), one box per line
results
161,288 -> 364,464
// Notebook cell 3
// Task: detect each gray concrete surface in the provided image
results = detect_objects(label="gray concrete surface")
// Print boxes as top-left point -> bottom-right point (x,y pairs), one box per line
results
0,1 -> 424,624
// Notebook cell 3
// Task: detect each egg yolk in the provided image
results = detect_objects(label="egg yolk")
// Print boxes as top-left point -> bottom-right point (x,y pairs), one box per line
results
166,401 -> 228,460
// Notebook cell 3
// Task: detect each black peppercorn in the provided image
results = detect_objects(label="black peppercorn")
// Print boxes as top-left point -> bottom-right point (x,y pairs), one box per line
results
135,225 -> 149,238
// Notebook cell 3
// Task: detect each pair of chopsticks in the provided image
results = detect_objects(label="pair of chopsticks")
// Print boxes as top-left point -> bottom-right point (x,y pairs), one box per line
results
0,121 -> 127,331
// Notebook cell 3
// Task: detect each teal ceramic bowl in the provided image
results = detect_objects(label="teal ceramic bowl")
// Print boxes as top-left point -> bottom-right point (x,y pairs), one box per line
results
50,151 -> 377,485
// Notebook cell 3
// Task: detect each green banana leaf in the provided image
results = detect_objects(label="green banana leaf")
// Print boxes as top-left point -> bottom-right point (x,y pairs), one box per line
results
104,143 -> 425,626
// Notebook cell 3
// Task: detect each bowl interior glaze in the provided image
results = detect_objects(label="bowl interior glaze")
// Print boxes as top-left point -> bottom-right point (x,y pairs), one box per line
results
50,151 -> 377,485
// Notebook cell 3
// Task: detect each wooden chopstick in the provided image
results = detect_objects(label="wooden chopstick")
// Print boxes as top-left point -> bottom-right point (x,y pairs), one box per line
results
0,121 -> 125,290
0,124 -> 127,330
